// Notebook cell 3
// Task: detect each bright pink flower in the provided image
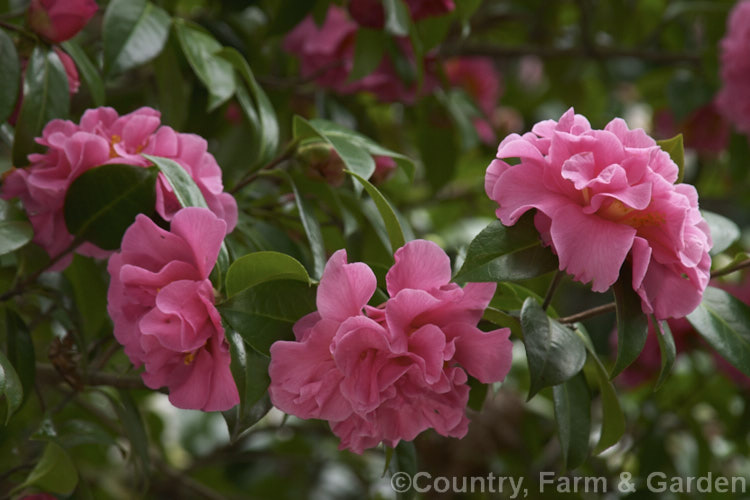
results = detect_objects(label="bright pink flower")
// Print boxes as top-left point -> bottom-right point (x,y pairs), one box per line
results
269,240 -> 512,454
348,0 -> 455,28
716,0 -> 750,135
107,208 -> 239,411
485,108 -> 712,319
53,47 -> 80,94
284,6 -> 437,103
444,57 -> 502,144
1,106 -> 237,269
28,0 -> 98,43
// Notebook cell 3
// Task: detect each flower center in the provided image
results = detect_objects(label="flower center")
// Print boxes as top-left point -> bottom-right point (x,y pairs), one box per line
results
596,199 -> 665,228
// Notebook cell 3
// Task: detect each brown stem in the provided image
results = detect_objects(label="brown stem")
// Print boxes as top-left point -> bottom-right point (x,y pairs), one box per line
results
711,258 -> 750,279
0,239 -> 81,302
36,363 -> 149,391
229,140 -> 299,195
542,270 -> 565,310
558,302 -> 616,324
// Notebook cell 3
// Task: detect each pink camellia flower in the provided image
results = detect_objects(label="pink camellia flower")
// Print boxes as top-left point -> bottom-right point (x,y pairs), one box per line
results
485,108 -> 712,319
107,207 -> 239,411
269,239 -> 512,454
28,0 -> 98,44
348,0 -> 455,28
444,57 -> 502,144
716,0 -> 750,135
371,155 -> 397,184
284,6 -> 437,103
1,106 -> 237,269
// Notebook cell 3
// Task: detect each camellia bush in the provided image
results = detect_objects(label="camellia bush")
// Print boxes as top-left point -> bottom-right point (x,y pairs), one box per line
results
1,0 -> 750,498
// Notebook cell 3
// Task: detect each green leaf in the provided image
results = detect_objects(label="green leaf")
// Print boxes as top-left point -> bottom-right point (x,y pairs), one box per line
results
153,35 -> 189,129
553,371 -> 590,470
0,348 -> 22,424
12,46 -> 70,167
687,286 -> 750,377
702,210 -> 740,256
610,270 -> 649,377
348,28 -> 385,82
107,390 -> 150,475
415,102 -> 458,190
0,28 -> 20,123
346,171 -> 406,254
226,251 -> 311,298
217,47 -> 279,167
656,133 -> 685,183
441,89 -> 480,150
63,255 -> 108,340
574,324 -> 625,454
0,219 -> 32,256
521,298 -> 586,399
60,41 -> 105,107
19,442 -> 78,495
268,0 -> 317,35
175,20 -> 235,111
219,279 -> 316,355
63,164 -> 158,250
654,318 -> 676,391
4,308 -> 34,406
383,0 -> 410,36
415,16 -> 453,51
387,441 -> 418,500
455,0 -> 482,21
467,377 -> 488,411
454,216 -> 558,283
102,0 -> 171,77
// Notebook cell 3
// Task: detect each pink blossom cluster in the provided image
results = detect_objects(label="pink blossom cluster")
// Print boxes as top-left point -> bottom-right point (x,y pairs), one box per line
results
348,0 -> 455,28
485,108 -> 712,320
716,0 -> 750,135
444,57 -> 503,144
283,6 -> 438,103
107,207 -> 239,411
268,240 -> 512,454
1,107 -> 237,269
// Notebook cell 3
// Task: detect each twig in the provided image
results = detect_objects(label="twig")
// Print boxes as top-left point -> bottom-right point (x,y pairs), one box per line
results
36,363 -> 148,390
711,258 -> 750,279
0,20 -> 36,39
0,240 -> 81,302
542,270 -> 564,310
558,302 -> 616,324
229,140 -> 299,195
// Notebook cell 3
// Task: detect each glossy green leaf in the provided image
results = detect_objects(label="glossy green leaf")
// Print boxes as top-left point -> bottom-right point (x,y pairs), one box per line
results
702,210 -> 740,256
656,133 -> 685,183
454,216 -> 558,283
153,35 -> 188,129
19,441 -> 78,494
0,28 -> 20,123
347,170 -> 406,253
387,441 -> 418,500
0,220 -> 32,256
63,255 -> 108,340
63,164 -> 158,250
521,298 -> 586,399
226,251 -> 311,298
611,270 -> 649,377
467,377 -> 488,412
383,0 -> 410,36
217,47 -> 279,166
175,20 -> 235,111
4,308 -> 34,406
219,279 -> 316,355
103,0 -> 171,77
553,371 -> 590,470
0,348 -> 22,424
61,41 -> 105,107
687,286 -> 750,377
348,28 -> 385,82
12,46 -> 70,167
654,318 -> 676,391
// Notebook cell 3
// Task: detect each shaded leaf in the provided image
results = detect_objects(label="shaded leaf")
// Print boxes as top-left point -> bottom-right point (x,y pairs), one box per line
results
654,318 -> 676,391
657,133 -> 685,183
388,441 -> 418,500
18,441 -> 78,495
61,41 -> 105,107
0,27 -> 20,123
611,270 -> 649,377
226,251 -> 311,298
347,170 -> 406,254
553,371 -> 590,470
4,308 -> 34,406
348,28 -> 385,82
702,210 -> 740,256
383,0 -> 410,36
0,348 -> 22,424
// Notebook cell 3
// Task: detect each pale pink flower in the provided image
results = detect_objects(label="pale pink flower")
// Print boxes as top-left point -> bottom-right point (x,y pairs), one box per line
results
269,240 -> 512,454
444,57 -> 502,144
28,0 -> 98,43
284,6 -> 437,103
107,207 -> 238,411
1,106 -> 237,269
716,0 -> 750,135
348,0 -> 455,28
485,108 -> 712,319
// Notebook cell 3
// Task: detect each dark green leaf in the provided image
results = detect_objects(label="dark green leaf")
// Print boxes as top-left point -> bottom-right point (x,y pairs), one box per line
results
415,107 -> 458,190
225,251 -> 311,298
611,270 -> 649,377
654,318 -> 676,391
60,41 -> 105,107
441,89 -> 480,150
702,210 -> 740,256
467,376 -> 488,411
63,164 -> 158,250
553,371 -> 590,470
0,219 -> 32,256
347,170 -> 406,254
521,297 -> 586,398
388,441 -> 418,500
0,347 -> 22,424
415,16 -> 453,52
455,0 -> 482,21
656,133 -> 685,183
0,28 -> 20,123
687,286 -> 750,377
103,0 -> 171,77
153,35 -> 189,129
219,279 -> 316,355
454,216 -> 558,283
18,441 -> 78,495
348,28 -> 385,82
107,389 -> 150,475
63,255 -> 108,340
175,20 -> 235,111
383,0 -> 410,36
4,308 -> 34,406
12,46 -> 70,167
269,0 -> 317,35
